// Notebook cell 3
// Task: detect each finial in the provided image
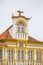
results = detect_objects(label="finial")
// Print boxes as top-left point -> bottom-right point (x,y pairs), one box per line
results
17,10 -> 24,16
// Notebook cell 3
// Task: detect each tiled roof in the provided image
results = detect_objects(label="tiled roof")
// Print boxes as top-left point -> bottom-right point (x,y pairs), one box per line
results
0,30 -> 12,40
0,29 -> 40,46
28,36 -> 39,42
0,30 -> 38,42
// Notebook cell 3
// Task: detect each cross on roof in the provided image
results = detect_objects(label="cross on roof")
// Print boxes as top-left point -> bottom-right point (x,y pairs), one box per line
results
17,10 -> 24,16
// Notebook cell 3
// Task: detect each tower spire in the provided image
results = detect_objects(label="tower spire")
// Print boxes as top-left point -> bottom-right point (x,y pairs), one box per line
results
17,10 -> 24,16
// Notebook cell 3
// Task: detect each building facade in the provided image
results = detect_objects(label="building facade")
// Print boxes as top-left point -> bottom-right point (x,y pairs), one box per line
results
0,11 -> 43,65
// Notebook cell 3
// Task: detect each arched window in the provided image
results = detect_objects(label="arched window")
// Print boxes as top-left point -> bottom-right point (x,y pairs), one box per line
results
18,22 -> 24,32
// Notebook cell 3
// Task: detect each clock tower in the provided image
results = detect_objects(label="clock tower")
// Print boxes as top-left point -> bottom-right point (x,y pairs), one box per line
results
9,10 -> 31,40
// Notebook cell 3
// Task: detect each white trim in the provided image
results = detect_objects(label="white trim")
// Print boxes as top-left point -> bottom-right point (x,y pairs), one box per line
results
7,45 -> 16,47
26,46 -> 43,49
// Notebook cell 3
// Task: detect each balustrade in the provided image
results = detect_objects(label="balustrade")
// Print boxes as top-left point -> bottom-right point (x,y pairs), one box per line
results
0,60 -> 43,65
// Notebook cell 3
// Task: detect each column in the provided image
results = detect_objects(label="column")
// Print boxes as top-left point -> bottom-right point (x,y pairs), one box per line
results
34,48 -> 36,65
4,47 -> 7,65
25,49 -> 27,65
15,48 -> 17,65
2,47 -> 4,65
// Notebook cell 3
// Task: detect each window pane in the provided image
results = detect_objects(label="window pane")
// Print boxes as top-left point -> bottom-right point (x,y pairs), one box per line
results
18,50 -> 20,60
21,50 -> 24,60
8,50 -> 10,59
21,27 -> 24,32
19,44 -> 23,47
11,50 -> 13,59
18,27 -> 20,32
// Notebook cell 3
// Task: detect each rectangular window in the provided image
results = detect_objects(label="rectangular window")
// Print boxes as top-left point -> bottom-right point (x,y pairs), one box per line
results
37,51 -> 41,60
19,44 -> 23,47
8,49 -> 13,59
18,50 -> 24,60
28,50 -> 32,60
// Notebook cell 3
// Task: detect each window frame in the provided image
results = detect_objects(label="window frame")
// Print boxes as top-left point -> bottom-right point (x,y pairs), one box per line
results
17,22 -> 24,33
8,49 -> 14,59
37,51 -> 41,60
28,50 -> 32,60
18,50 -> 24,60
19,44 -> 24,47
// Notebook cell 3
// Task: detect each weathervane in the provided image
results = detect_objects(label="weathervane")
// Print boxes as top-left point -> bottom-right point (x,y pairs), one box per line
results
17,10 -> 24,16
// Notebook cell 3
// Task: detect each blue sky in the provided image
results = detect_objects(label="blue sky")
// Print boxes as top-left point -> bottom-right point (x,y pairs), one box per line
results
0,0 -> 43,41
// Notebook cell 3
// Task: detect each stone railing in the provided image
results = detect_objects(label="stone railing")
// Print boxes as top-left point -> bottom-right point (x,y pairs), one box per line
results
0,59 -> 43,65
16,33 -> 28,39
